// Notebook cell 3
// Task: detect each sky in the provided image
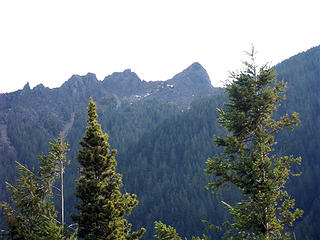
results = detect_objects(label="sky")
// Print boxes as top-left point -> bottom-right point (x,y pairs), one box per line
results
0,0 -> 319,93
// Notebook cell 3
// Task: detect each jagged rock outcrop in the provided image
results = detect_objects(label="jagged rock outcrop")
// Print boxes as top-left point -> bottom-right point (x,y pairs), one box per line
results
169,62 -> 213,93
61,73 -> 102,99
102,69 -> 143,96
149,62 -> 216,107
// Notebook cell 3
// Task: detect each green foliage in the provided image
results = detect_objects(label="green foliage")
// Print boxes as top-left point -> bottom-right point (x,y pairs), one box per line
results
0,138 -> 75,240
154,221 -> 182,240
71,97 -> 145,240
119,95 -> 228,240
38,136 -> 69,180
154,221 -> 205,240
205,49 -> 303,239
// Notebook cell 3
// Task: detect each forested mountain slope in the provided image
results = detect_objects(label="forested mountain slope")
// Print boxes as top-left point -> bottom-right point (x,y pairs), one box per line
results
274,46 -> 320,239
1,46 -> 320,239
0,62 -> 218,202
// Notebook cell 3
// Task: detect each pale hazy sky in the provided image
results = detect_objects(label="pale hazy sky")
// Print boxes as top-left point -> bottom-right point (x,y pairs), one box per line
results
0,0 -> 319,93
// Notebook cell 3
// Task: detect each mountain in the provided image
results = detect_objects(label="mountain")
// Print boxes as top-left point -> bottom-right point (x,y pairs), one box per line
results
0,62 -> 220,224
0,62 -> 218,155
1,46 -> 320,239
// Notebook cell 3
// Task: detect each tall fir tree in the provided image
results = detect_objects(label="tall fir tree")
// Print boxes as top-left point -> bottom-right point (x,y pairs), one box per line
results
205,49 -> 303,240
71,97 -> 145,240
0,138 -> 74,240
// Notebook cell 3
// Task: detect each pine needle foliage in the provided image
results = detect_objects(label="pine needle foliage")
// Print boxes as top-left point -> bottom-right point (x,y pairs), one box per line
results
0,137 -> 73,240
71,97 -> 145,240
205,49 -> 303,240
154,221 -> 205,240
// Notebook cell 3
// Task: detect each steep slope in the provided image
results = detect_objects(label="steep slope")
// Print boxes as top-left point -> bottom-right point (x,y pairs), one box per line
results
117,95 -> 230,239
274,46 -> 320,239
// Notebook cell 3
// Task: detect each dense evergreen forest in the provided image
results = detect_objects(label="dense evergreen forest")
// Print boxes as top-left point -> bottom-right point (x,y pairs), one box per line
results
0,46 -> 320,239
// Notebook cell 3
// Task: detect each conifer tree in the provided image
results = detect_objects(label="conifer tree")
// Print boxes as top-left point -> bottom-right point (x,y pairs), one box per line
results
0,138 -> 74,240
40,136 -> 70,227
205,49 -> 303,239
72,97 -> 145,240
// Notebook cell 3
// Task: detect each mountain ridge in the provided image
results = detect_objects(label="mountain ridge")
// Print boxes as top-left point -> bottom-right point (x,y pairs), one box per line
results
1,62 -> 219,110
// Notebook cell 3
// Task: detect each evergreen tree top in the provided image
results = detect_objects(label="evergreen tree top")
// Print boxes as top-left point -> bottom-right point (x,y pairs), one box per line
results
87,97 -> 99,125
206,49 -> 302,240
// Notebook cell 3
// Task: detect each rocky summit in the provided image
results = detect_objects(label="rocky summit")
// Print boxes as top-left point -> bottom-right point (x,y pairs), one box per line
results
0,62 -> 220,125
